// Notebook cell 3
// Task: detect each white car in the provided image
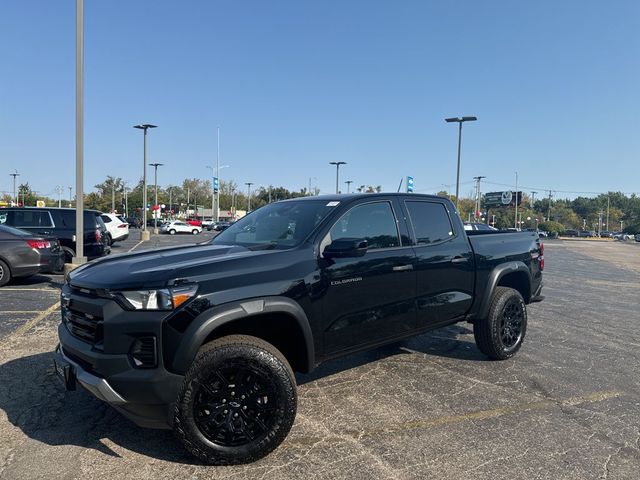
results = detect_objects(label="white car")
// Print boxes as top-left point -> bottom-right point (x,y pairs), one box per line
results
160,221 -> 202,235
100,213 -> 130,244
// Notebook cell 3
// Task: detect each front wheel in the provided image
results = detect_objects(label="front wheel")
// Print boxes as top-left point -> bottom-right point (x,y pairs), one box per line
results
0,259 -> 11,287
192,229 -> 199,235
169,229 -> 176,235
174,335 -> 297,465
474,286 -> 527,360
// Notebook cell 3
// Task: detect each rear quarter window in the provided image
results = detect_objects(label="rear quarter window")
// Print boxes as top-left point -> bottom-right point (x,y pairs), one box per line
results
405,201 -> 454,245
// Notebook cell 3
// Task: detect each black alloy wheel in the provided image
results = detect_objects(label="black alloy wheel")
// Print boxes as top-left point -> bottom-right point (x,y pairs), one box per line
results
174,335 -> 297,465
499,297 -> 524,348
193,362 -> 278,447
474,286 -> 528,360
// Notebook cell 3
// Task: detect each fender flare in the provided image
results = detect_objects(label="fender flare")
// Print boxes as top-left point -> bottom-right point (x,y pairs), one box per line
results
171,296 -> 315,374
475,261 -> 531,320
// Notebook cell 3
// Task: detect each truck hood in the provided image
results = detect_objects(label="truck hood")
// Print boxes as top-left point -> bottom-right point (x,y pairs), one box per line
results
68,243 -> 265,290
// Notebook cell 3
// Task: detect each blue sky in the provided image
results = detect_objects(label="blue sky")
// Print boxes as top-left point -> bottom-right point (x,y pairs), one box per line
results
1,0 -> 639,199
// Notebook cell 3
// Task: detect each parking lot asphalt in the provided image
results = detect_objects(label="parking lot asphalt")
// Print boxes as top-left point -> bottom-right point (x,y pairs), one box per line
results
0,238 -> 639,479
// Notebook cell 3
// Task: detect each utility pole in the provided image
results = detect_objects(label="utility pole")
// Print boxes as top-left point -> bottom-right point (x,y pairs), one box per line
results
187,187 -> 190,214
547,190 -> 553,222
268,185 -> 272,203
168,187 -> 172,217
111,183 -> 115,212
124,186 -> 129,217
10,170 -> 19,206
74,0 -> 86,263
531,191 -> 537,209
68,186 -> 73,207
606,195 -> 610,231
473,176 -> 485,219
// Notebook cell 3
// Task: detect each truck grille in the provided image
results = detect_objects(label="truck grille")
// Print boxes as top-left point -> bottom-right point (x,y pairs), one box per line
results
63,307 -> 103,345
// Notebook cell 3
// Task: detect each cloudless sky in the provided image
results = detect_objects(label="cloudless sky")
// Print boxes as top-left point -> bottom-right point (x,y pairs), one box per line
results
1,0 -> 639,200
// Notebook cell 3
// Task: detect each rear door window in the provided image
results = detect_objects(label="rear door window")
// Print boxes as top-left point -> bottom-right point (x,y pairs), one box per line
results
11,210 -> 53,228
405,201 -> 454,245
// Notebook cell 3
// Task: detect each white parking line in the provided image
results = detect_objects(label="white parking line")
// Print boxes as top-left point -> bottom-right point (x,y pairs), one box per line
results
128,240 -> 145,252
4,301 -> 60,342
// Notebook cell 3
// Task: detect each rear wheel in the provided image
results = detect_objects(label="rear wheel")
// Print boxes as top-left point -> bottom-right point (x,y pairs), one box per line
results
174,335 -> 297,465
0,259 -> 11,287
192,229 -> 199,235
169,229 -> 176,235
106,233 -> 113,246
474,287 -> 527,360
61,246 -> 75,264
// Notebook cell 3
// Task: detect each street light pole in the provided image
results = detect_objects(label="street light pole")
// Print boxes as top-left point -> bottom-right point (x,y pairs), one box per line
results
149,163 -> 163,233
345,180 -> 353,193
514,172 -> 519,229
216,126 -> 220,223
9,170 -> 19,206
329,161 -> 346,194
245,182 -> 254,211
445,116 -> 477,211
133,124 -> 157,240
74,0 -> 86,263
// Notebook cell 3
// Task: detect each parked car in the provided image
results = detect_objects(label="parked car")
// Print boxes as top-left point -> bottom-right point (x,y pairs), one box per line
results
635,234 -> 640,242
160,220 -> 202,235
599,231 -> 613,238
0,224 -> 65,285
126,217 -> 142,228
55,193 -> 544,465
563,229 -> 579,237
186,217 -> 203,227
100,213 -> 130,245
206,221 -> 232,232
0,207 -> 110,264
579,230 -> 597,238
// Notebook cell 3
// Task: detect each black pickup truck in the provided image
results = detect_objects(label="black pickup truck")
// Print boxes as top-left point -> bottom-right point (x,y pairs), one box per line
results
54,193 -> 543,465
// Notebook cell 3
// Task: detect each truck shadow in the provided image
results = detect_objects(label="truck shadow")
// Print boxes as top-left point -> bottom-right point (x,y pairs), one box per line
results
0,351 -> 199,465
297,324 -> 486,385
0,326 -> 484,463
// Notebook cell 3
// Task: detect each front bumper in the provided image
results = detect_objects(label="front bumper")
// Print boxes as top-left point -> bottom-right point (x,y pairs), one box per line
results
56,285 -> 184,429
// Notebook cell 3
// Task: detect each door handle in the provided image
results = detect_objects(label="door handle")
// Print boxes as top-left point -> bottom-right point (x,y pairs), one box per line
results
392,264 -> 413,272
451,256 -> 469,264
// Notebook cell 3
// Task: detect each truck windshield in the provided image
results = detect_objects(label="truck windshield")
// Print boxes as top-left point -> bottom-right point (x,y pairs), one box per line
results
212,200 -> 336,249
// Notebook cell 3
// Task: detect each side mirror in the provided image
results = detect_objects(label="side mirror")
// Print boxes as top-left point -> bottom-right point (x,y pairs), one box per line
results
323,238 -> 368,259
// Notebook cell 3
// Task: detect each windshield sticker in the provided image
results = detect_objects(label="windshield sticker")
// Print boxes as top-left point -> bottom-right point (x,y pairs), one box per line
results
326,201 -> 340,207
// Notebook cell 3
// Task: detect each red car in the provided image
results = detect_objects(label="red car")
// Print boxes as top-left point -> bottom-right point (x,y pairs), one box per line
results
186,218 -> 202,227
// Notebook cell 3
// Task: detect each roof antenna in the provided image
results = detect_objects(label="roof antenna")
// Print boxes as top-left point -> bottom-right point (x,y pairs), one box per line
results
397,178 -> 403,192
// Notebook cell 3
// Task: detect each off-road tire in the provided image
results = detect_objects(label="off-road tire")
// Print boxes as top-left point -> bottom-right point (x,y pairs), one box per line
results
474,286 -> 527,360
0,259 -> 11,287
174,335 -> 297,465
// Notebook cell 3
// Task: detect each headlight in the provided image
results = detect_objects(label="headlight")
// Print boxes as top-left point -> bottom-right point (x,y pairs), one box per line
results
116,284 -> 198,311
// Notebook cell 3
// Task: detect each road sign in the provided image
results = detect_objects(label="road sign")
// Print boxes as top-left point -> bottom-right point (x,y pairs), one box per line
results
406,176 -> 414,193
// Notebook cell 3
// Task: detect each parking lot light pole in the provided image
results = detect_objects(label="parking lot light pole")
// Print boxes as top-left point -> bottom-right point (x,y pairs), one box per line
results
10,170 -> 19,205
133,124 -> 157,240
245,182 -> 254,211
329,161 -> 346,194
74,0 -> 86,264
345,180 -> 353,193
445,116 -> 477,211
149,163 -> 163,234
